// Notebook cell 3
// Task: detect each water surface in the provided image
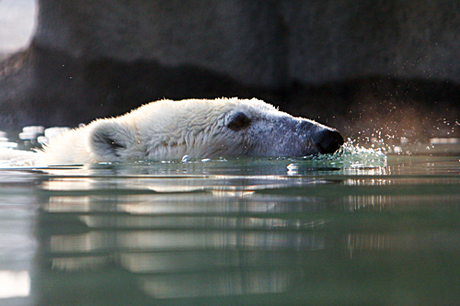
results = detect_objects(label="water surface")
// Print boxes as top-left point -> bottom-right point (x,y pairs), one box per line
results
1,147 -> 460,305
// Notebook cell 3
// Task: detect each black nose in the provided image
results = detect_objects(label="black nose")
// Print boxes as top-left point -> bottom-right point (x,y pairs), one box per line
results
318,129 -> 344,154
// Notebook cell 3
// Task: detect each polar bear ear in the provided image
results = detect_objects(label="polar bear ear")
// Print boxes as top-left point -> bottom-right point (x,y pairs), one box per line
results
89,120 -> 134,161
227,111 -> 252,131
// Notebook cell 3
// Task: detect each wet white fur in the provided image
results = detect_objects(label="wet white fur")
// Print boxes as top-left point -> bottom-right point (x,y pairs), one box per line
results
39,98 -> 285,165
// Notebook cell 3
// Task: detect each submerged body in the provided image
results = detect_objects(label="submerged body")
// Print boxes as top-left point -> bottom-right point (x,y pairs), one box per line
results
39,98 -> 343,165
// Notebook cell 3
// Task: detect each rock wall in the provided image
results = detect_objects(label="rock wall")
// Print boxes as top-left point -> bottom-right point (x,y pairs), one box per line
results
285,0 -> 460,85
1,0 -> 460,139
34,0 -> 284,87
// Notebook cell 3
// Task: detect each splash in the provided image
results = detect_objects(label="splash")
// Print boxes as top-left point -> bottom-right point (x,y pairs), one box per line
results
304,138 -> 387,169
0,148 -> 39,168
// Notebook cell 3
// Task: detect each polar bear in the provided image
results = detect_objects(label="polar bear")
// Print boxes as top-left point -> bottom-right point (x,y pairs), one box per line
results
38,98 -> 343,165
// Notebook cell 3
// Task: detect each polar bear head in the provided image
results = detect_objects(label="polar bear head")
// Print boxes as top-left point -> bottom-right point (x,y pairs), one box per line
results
86,98 -> 343,162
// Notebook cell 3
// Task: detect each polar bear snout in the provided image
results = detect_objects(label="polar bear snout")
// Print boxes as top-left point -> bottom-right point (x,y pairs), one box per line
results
317,129 -> 344,154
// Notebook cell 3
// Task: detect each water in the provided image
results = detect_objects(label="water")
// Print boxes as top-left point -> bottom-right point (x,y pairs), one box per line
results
0,144 -> 460,305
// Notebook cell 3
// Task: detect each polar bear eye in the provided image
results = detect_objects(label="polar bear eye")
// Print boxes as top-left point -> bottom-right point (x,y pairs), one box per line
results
227,112 -> 251,131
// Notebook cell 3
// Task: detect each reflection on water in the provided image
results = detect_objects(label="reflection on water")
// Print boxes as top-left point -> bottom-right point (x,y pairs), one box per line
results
0,270 -> 30,299
1,154 -> 460,305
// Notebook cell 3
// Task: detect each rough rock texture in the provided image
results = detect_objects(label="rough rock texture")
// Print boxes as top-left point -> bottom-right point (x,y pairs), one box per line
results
285,0 -> 460,84
1,0 -> 460,140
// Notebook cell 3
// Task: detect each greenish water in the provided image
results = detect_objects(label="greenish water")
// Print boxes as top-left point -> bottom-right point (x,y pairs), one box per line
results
1,148 -> 460,305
